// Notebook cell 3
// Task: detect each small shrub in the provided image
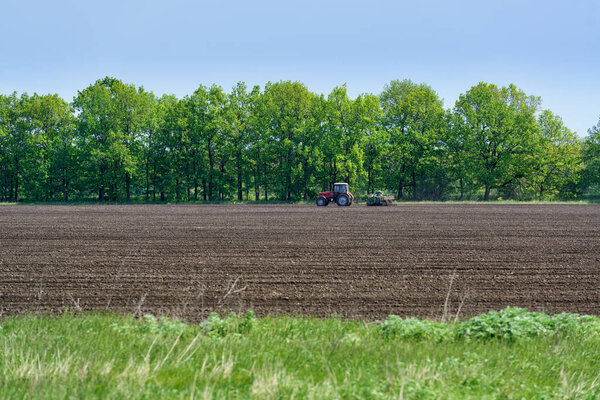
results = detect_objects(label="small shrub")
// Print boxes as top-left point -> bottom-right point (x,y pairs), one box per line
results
454,307 -> 550,340
156,316 -> 188,335
549,313 -> 600,337
238,310 -> 257,333
454,307 -> 600,341
548,312 -> 582,335
340,333 -> 361,345
200,310 -> 257,337
111,315 -> 188,335
380,315 -> 449,341
140,314 -> 188,335
577,315 -> 600,337
200,313 -> 230,337
379,308 -> 600,342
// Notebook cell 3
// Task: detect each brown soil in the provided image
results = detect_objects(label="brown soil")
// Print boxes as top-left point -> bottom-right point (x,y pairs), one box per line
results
1,204 -> 599,320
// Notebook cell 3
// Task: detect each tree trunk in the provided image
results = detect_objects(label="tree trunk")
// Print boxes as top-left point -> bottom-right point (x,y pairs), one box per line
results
9,177 -> 13,201
125,172 -> 131,201
193,156 -> 199,201
237,168 -> 243,201
152,160 -> 157,201
412,171 -> 417,201
459,178 -> 464,201
333,160 -> 337,184
254,167 -> 259,201
62,180 -> 68,202
14,170 -> 18,202
484,185 -> 490,201
145,151 -> 151,201
62,167 -> 68,202
285,151 -> 291,201
145,161 -> 150,201
208,137 -> 214,200
220,162 -> 226,201
48,177 -> 54,202
99,187 -> 105,202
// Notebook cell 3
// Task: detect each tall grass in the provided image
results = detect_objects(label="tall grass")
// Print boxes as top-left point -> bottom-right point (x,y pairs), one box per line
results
1,309 -> 600,399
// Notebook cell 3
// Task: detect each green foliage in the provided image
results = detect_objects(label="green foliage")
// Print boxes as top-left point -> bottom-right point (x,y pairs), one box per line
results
110,314 -> 188,336
454,307 -> 600,341
529,110 -> 582,199
583,117 -> 600,192
453,83 -> 542,200
200,311 -> 257,337
380,316 -> 450,341
380,79 -> 447,200
73,77 -> 154,201
455,307 -> 551,340
141,315 -> 189,335
1,79 -> 597,202
379,308 -> 600,342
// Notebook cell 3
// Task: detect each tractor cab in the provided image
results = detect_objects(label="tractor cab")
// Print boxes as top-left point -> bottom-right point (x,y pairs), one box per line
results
333,183 -> 349,194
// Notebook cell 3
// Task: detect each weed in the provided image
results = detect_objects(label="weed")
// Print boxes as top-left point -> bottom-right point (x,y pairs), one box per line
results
199,310 -> 257,337
380,316 -> 450,341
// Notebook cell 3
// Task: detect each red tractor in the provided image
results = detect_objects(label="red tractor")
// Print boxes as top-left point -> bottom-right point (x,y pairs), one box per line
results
316,182 -> 354,206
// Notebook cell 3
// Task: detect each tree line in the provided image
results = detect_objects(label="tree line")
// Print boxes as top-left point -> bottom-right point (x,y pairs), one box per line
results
1,77 -> 599,202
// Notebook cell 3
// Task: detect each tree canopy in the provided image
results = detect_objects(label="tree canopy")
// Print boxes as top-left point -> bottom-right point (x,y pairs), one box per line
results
0,77 -> 597,202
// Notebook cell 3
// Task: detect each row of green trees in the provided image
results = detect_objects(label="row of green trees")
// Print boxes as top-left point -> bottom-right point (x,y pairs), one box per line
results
1,77 -> 598,202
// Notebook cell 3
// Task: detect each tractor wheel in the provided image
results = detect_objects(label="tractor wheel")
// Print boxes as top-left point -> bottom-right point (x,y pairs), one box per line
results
316,197 -> 328,206
336,194 -> 350,206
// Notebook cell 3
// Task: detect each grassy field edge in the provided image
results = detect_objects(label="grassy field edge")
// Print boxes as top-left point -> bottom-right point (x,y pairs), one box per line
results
1,308 -> 600,399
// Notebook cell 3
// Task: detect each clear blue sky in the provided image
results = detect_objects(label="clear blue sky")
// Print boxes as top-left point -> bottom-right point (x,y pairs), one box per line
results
1,0 -> 598,136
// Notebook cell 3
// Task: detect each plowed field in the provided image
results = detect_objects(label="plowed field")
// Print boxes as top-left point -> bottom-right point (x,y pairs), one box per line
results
1,204 -> 599,320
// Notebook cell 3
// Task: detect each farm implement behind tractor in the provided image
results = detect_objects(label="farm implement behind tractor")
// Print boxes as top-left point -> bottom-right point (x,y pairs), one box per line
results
366,190 -> 394,206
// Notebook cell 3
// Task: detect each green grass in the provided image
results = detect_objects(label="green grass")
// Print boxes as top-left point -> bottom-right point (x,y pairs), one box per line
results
2,308 -> 600,399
